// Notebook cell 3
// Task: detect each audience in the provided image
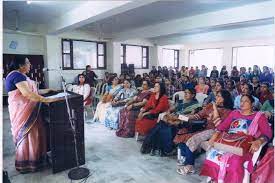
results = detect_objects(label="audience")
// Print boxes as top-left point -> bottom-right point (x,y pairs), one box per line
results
116,80 -> 151,137
140,88 -> 201,156
72,64 -> 274,181
175,90 -> 233,175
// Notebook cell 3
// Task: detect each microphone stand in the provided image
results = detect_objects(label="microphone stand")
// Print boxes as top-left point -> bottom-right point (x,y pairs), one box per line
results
57,69 -> 90,180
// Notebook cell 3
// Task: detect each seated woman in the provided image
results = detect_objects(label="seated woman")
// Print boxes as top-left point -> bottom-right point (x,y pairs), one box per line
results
116,80 -> 151,137
195,77 -> 209,94
175,90 -> 233,175
225,79 -> 239,101
104,79 -> 137,130
92,76 -> 122,123
141,88 -> 201,156
200,94 -> 272,183
258,82 -> 273,104
234,83 -> 261,110
135,82 -> 169,136
203,80 -> 224,106
72,74 -> 91,106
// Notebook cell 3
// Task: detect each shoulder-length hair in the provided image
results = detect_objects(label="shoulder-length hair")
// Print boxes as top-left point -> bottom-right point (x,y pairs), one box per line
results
218,89 -> 234,109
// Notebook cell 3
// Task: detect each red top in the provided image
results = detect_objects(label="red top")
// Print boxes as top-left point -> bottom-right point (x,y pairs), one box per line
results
143,93 -> 169,114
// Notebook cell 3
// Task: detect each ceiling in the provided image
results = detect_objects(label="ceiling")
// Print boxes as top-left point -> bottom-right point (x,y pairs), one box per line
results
3,0 -> 272,42
3,1 -> 87,24
150,17 -> 274,40
79,0 -> 268,35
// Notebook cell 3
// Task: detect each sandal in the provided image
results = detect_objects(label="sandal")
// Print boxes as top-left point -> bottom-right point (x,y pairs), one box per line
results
176,165 -> 195,175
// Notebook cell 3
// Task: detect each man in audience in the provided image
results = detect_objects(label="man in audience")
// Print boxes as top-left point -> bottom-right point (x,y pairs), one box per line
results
198,65 -> 207,77
149,66 -> 158,77
164,78 -> 176,99
83,65 -> 98,87
210,66 -> 219,78
260,66 -> 273,83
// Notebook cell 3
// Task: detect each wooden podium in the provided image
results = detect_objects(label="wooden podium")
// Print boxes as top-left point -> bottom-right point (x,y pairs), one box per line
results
41,91 -> 85,173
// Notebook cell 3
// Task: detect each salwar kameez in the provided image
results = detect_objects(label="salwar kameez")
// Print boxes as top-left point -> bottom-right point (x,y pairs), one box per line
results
116,91 -> 151,137
200,110 -> 272,183
104,88 -> 137,129
135,94 -> 169,136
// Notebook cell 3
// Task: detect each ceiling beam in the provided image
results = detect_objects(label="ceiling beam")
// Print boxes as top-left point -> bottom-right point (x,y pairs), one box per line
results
151,24 -> 274,46
113,1 -> 274,41
47,0 -> 159,35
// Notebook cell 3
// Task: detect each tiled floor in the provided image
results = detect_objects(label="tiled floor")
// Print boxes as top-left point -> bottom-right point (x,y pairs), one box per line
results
3,106 -> 206,183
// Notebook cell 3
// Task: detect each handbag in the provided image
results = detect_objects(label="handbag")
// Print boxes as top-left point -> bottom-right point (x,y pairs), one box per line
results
144,113 -> 159,120
187,120 -> 207,133
214,132 -> 254,156
111,101 -> 127,107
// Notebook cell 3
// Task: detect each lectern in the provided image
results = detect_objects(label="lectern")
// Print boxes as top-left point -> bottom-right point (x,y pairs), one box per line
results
41,91 -> 85,173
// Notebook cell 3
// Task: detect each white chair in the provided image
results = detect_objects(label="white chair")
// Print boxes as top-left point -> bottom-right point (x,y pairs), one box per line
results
195,93 -> 208,106
66,83 -> 74,92
205,142 -> 267,183
172,91 -> 185,103
84,87 -> 96,121
242,142 -> 267,183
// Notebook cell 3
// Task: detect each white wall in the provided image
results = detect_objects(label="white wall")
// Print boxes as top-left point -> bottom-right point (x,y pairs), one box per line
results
3,32 -> 45,55
45,30 -> 109,89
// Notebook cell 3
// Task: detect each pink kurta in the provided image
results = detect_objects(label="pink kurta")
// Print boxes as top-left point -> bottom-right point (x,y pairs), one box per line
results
200,110 -> 272,183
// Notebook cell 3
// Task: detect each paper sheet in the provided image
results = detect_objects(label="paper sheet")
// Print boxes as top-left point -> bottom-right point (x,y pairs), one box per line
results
45,92 -> 70,99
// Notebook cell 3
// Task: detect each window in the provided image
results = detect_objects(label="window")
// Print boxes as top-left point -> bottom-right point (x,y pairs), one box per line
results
61,39 -> 106,70
162,49 -> 179,68
232,46 -> 274,69
189,48 -> 223,73
121,44 -> 149,69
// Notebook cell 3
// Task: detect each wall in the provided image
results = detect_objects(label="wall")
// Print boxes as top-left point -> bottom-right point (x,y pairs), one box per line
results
3,32 -> 45,55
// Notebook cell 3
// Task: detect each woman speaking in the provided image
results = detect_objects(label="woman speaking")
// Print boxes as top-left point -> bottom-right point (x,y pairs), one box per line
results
5,55 -> 59,173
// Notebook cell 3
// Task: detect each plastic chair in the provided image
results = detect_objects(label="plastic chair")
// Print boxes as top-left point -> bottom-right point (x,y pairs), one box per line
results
172,91 -> 185,103
195,93 -> 208,106
84,87 -> 96,121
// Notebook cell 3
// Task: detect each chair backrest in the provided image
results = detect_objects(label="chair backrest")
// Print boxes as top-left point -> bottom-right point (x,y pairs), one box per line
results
196,93 -> 208,106
90,87 -> 96,98
252,142 -> 267,166
101,83 -> 108,95
95,82 -> 102,95
172,91 -> 185,103
66,84 -> 74,92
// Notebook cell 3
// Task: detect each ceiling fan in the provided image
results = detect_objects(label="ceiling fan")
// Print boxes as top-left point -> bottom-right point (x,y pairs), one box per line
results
4,10 -> 42,36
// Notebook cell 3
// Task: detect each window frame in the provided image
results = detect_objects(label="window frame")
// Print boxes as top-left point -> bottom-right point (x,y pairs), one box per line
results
61,38 -> 107,70
162,48 -> 179,68
121,44 -> 149,69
